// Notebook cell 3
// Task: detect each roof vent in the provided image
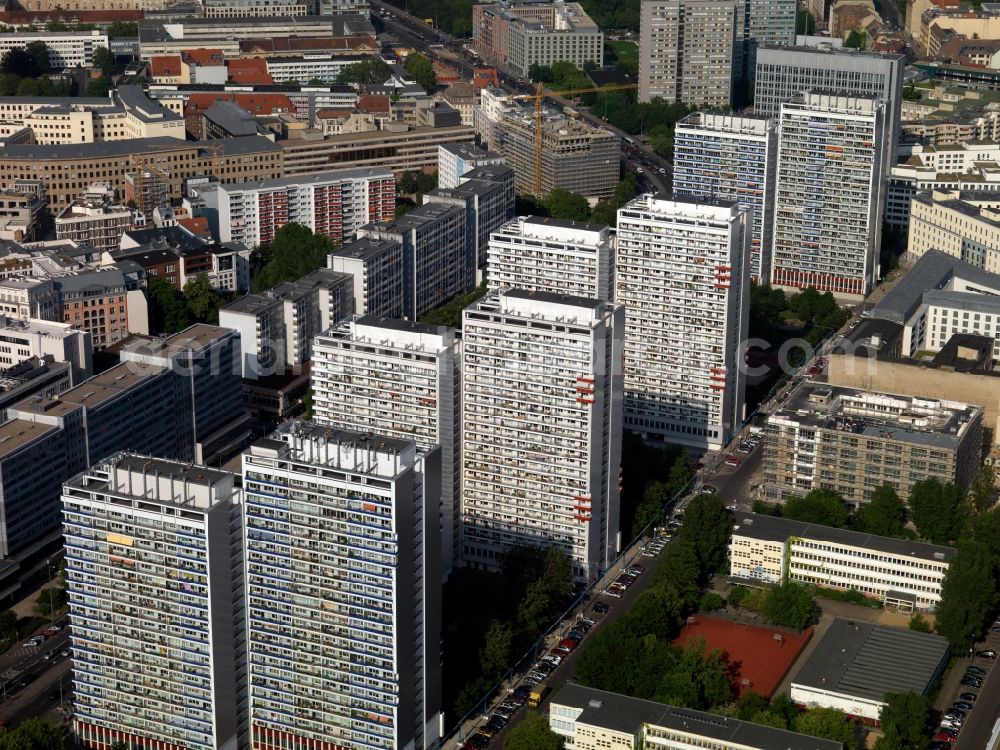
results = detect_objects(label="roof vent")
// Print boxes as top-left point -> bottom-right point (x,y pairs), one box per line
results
588,700 -> 603,709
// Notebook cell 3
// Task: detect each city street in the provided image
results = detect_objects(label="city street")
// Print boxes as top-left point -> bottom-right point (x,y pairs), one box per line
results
951,631 -> 1000,749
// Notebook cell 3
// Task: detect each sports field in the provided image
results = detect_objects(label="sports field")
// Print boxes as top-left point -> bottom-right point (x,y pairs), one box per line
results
673,616 -> 813,698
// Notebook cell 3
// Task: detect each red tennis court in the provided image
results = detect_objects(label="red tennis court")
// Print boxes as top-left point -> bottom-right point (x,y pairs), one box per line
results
672,616 -> 813,698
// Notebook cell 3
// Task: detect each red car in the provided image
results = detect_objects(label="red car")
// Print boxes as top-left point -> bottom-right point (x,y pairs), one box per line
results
558,638 -> 578,650
933,733 -> 957,744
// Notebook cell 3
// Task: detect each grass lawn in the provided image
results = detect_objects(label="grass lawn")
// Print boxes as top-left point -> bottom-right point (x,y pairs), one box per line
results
605,39 -> 638,75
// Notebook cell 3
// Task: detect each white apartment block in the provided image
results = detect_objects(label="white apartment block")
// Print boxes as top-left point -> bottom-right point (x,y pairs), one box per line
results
0,315 -> 92,384
56,184 -> 141,255
242,421 -> 442,750
908,189 -> 1000,275
328,237 -> 406,320
205,169 -> 396,248
461,289 -> 623,581
62,454 -> 242,750
266,55 -> 364,85
615,195 -> 749,451
639,0 -> 737,107
0,30 -> 109,69
487,215 -> 614,300
730,512 -> 955,611
673,112 -> 778,282
886,154 -> 1000,230
312,316 -> 461,575
771,93 -> 885,299
437,143 -> 504,189
0,277 -> 58,321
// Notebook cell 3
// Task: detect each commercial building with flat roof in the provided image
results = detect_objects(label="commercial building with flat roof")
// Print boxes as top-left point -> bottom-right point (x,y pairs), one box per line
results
762,382 -> 984,506
0,30 -> 108,69
312,316 -> 461,574
908,189 -> 1000,275
242,421 -> 442,750
0,316 -> 91,385
730,512 -> 955,611
461,289 -> 623,580
549,684 -> 844,750
328,237 -> 405,319
63,454 -> 242,750
790,619 -> 949,720
437,143 -> 505,189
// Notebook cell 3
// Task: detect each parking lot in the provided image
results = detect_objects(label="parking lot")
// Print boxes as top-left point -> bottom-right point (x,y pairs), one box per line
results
945,626 -> 1000,748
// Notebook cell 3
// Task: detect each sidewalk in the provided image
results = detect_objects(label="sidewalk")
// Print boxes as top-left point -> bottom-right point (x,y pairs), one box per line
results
10,574 -> 58,620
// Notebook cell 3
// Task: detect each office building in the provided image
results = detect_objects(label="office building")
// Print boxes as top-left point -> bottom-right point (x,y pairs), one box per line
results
53,267 -> 137,349
754,44 -> 903,180
205,169 -> 395,248
673,112 -> 778,282
0,277 -> 58,320
437,143 -> 505,189
219,295 -> 286,380
498,109 -> 619,198
0,30 -> 109,69
762,382 -> 984,506
0,316 -> 91,385
360,202 -> 471,320
0,182 -> 46,242
242,421 -> 442,750
867,249 -> 1000,360
771,93 -> 885,298
55,184 -> 142,254
790,619 -> 949,721
639,0 -> 738,107
0,136 -> 283,214
63,455 -> 243,750
549,684 -> 844,750
615,195 -> 749,451
461,289 -> 623,580
734,0 -> 797,79
730,512 -> 955,611
487,215 -> 615,300
907,189 -> 1000,275
423,164 -> 516,272
312,316 -> 462,574
472,0 -> 604,78
328,237 -> 405,319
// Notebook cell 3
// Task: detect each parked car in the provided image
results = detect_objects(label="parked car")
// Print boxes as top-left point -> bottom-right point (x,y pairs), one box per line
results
628,565 -> 645,575
961,679 -> 982,688
932,733 -> 957,744
469,734 -> 490,749
959,692 -> 977,702
952,702 -> 973,711
978,649 -> 997,659
701,485 -> 717,495
965,666 -> 986,675
592,602 -> 609,614
725,456 -> 742,467
512,688 -> 530,703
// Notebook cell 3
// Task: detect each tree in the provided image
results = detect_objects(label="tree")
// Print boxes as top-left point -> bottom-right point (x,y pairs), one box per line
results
544,189 -> 591,221
677,493 -> 731,573
307,77 -> 326,86
252,223 -> 335,292
93,46 -> 116,77
420,279 -> 487,328
792,707 -> 854,745
541,546 -> 573,602
699,592 -> 724,612
855,484 -> 906,537
479,620 -> 512,679
935,539 -> 998,649
24,41 -> 50,73
633,482 -> 672,536
335,57 -> 391,85
15,77 -> 40,96
0,718 -> 68,750
504,714 -> 564,750
183,273 -> 223,324
909,478 -> 968,544
761,582 -> 815,630
1,48 -> 41,78
968,465 -> 997,514
34,585 -> 66,617
399,170 -> 438,198
516,578 -> 550,637
107,21 -> 139,37
404,52 -> 436,91
146,274 -> 191,334
782,489 -> 849,528
908,614 -> 932,633
84,75 -> 112,97
528,63 -> 555,83
874,691 -> 929,750
844,30 -> 867,49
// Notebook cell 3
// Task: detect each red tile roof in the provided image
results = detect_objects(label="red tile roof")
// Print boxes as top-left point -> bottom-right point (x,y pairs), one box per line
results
182,48 -> 226,67
227,58 -> 273,85
178,217 -> 212,240
316,108 -> 353,119
151,55 -> 182,78
356,94 -> 390,115
185,92 -> 295,117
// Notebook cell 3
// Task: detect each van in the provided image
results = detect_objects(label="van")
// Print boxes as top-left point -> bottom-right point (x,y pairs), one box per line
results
528,685 -> 550,708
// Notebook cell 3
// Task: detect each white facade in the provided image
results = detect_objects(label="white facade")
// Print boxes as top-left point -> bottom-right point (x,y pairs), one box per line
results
615,195 -> 749,451
461,289 -> 623,581
266,55 -> 365,84
907,189 -> 1000,275
218,294 -> 287,379
771,93 -> 885,299
673,112 -> 777,283
206,169 -> 395,248
242,422 -> 442,750
328,238 -> 406,320
486,215 -> 615,300
0,277 -> 58,320
729,514 -> 954,611
62,454 -> 242,750
312,316 -> 461,575
0,315 -> 91,383
437,143 -> 504,189
0,30 -> 109,69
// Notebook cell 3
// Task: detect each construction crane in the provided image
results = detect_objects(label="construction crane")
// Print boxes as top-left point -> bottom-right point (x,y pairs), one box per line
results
513,82 -> 639,195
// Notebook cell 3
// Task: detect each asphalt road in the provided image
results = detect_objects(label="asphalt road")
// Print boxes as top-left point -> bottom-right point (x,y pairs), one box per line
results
0,658 -> 72,727
701,445 -> 764,510
454,538 -> 673,748
953,632 -> 1000,749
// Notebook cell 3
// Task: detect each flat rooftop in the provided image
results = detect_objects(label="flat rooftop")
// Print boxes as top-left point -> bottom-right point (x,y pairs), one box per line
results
121,323 -> 234,358
772,382 -> 981,449
503,287 -> 604,310
552,684 -> 842,750
332,236 -> 400,261
0,418 -> 60,457
220,167 -> 393,194
792,618 -> 949,703
731,512 -> 956,562
222,293 -> 280,315
354,314 -> 451,337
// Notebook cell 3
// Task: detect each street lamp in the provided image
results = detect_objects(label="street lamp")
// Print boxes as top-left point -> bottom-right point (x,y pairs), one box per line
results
46,558 -> 54,626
